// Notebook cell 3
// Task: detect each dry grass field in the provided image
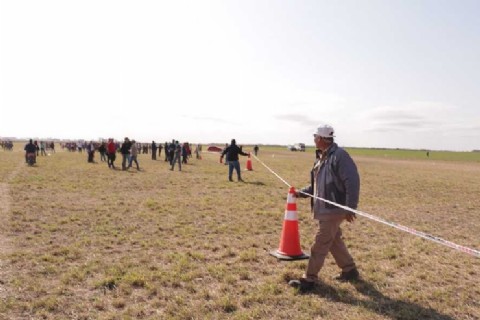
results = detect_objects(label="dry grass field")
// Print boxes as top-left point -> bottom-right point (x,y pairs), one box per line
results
0,143 -> 479,319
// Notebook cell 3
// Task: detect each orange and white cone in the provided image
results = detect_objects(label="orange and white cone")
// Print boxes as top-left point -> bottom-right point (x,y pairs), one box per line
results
246,153 -> 253,171
270,187 -> 309,260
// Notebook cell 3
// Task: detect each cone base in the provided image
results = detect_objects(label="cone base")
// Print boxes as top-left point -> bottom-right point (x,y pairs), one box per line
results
269,250 -> 309,261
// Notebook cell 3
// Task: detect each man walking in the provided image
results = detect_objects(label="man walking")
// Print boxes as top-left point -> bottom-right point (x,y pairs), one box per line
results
128,140 -> 141,170
289,124 -> 360,292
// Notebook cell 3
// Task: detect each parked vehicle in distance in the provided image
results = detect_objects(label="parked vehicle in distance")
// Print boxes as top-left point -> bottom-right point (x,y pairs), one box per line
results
288,143 -> 306,152
207,145 -> 223,152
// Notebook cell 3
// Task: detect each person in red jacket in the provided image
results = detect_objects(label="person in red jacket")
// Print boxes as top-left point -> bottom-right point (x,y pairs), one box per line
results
106,138 -> 117,169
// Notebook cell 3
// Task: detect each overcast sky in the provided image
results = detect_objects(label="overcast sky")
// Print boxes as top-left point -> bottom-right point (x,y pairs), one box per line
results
1,0 -> 479,151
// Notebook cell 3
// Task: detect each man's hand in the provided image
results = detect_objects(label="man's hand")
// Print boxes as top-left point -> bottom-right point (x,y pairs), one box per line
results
345,213 -> 356,223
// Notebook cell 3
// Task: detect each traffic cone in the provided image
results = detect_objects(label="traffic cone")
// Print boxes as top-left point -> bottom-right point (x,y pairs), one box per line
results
246,153 -> 253,171
270,187 -> 309,260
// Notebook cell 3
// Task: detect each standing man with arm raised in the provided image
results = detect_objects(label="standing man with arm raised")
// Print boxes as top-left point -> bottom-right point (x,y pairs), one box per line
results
220,139 -> 249,182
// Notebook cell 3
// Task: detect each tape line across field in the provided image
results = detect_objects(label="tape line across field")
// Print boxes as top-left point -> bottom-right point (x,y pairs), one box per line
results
251,153 -> 480,258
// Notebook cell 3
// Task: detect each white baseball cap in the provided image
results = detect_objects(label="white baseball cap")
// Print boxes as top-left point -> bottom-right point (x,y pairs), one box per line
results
313,124 -> 335,138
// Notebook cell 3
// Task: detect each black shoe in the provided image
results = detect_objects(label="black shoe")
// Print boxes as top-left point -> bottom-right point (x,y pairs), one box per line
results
238,178 -> 244,182
288,279 -> 315,292
229,178 -> 233,182
334,268 -> 359,282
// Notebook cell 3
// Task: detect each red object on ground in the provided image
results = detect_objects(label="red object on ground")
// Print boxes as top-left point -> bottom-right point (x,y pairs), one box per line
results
270,187 -> 309,260
246,153 -> 253,171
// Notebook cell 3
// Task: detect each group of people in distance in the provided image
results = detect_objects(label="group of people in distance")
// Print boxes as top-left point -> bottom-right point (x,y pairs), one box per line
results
96,137 -> 199,171
23,137 -> 201,172
0,140 -> 14,151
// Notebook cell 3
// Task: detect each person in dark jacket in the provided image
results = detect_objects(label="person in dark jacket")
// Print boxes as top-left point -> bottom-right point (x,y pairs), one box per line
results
120,137 -> 132,170
168,140 -> 176,165
86,141 -> 95,163
151,141 -> 157,160
289,124 -> 360,292
98,142 -> 107,162
24,139 -> 37,163
220,139 -> 249,182
170,141 -> 182,171
182,142 -> 189,164
163,142 -> 168,162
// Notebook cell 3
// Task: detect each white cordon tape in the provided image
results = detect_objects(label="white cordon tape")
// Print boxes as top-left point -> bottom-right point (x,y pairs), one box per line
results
251,153 -> 480,258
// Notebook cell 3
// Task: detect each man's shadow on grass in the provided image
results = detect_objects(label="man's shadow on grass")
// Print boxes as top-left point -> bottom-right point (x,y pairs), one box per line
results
307,279 -> 453,320
241,181 -> 266,186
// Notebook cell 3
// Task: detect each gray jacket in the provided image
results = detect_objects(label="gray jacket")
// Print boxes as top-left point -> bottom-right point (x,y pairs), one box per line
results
300,143 -> 360,219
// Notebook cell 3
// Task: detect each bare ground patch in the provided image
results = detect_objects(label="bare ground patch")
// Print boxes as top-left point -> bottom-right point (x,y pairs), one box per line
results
0,183 -> 13,300
0,157 -> 23,308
